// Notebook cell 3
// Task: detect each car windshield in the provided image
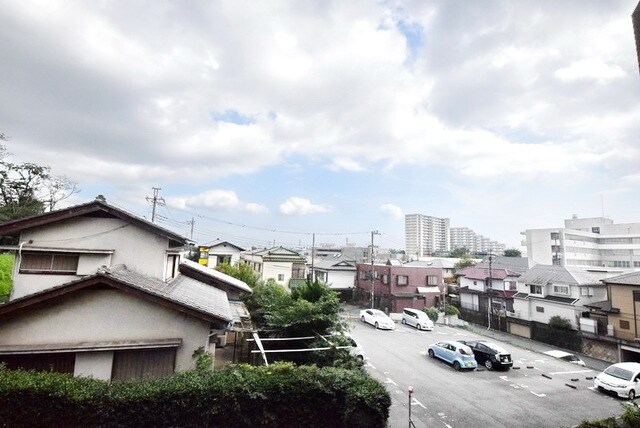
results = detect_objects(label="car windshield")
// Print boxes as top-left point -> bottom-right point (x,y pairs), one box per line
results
485,343 -> 507,354
561,355 -> 580,363
604,366 -> 635,381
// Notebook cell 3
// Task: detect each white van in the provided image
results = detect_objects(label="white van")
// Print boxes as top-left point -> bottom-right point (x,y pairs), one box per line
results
401,308 -> 434,331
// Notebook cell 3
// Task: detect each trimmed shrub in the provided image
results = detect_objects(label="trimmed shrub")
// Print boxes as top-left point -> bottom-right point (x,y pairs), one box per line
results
0,253 -> 13,303
444,304 -> 459,316
549,315 -> 572,330
423,307 -> 439,323
0,362 -> 390,427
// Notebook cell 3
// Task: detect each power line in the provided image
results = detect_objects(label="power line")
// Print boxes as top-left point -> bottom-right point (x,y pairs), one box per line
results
145,187 -> 165,223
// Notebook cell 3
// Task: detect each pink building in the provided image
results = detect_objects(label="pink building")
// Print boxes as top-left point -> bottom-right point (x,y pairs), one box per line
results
354,262 -> 445,313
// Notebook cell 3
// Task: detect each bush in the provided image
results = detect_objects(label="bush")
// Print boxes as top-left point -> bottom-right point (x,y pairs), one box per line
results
0,362 -> 391,427
423,307 -> 439,323
444,304 -> 459,316
549,315 -> 572,330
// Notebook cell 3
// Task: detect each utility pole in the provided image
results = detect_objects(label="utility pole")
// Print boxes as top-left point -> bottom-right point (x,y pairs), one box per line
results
145,187 -> 165,223
310,233 -> 315,283
186,217 -> 195,240
370,230 -> 380,309
487,250 -> 493,330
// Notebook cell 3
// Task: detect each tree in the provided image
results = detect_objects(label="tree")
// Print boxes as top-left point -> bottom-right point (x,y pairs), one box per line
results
0,139 -> 79,221
503,248 -> 522,257
450,247 -> 470,258
454,256 -> 476,271
216,261 -> 259,289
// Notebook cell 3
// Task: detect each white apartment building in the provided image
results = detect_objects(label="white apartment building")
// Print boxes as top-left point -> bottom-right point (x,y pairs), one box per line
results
523,215 -> 640,268
405,214 -> 450,257
450,227 -> 506,254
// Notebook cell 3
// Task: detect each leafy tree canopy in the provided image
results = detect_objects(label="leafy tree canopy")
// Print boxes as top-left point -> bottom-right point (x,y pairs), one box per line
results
0,138 -> 78,222
454,256 -> 476,271
503,248 -> 522,257
449,247 -> 470,258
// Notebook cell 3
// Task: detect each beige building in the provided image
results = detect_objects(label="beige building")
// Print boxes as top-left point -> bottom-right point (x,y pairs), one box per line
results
241,246 -> 307,290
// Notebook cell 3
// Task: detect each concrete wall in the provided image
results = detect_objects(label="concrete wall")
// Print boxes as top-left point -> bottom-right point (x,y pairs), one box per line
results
0,289 -> 210,377
12,217 -> 176,299
324,270 -> 356,290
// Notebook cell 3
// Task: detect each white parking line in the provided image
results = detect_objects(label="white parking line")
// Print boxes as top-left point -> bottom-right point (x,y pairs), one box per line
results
411,398 -> 427,409
530,391 -> 546,397
548,369 -> 592,375
364,362 -> 376,369
385,377 -> 398,386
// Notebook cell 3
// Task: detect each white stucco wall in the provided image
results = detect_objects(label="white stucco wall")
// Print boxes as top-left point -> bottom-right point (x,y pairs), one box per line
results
75,351 -> 114,380
206,246 -> 242,268
323,270 -> 356,290
526,299 -> 579,329
12,217 -> 177,299
0,289 -> 210,377
262,262 -> 294,287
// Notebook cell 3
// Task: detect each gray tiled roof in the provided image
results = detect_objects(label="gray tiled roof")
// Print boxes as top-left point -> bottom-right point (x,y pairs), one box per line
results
601,271 -> 640,286
105,265 -> 232,322
519,264 -> 620,286
476,256 -> 533,274
180,259 -> 252,293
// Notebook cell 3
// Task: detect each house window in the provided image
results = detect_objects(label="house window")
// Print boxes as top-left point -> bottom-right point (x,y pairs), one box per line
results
553,285 -> 570,295
397,275 -> 408,286
217,255 -> 231,265
580,287 -> 592,296
359,271 -> 367,280
620,320 -> 630,330
473,281 -> 477,285
507,281 -> 517,291
426,276 -> 438,286
382,274 -> 389,284
277,274 -> 284,281
530,285 -> 543,295
536,306 -> 544,313
19,252 -> 79,275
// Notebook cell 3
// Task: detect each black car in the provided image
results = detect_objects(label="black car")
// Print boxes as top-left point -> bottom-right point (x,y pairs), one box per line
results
460,340 -> 513,370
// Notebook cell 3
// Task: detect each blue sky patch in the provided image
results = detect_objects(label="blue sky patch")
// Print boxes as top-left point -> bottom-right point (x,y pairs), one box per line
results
212,110 -> 255,125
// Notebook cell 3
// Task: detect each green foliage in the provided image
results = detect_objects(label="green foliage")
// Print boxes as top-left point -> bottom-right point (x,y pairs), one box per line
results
444,304 -> 459,316
292,278 -> 332,303
0,253 -> 13,303
621,405 -> 640,427
0,143 -> 78,221
192,347 -> 214,371
454,256 -> 476,271
216,261 -> 259,289
548,315 -> 572,330
503,248 -> 522,257
423,307 -> 439,323
0,362 -> 391,427
449,247 -> 470,258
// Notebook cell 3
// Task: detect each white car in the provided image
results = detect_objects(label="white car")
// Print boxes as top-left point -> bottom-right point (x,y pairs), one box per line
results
401,308 -> 434,331
359,309 -> 395,330
594,362 -> 640,399
543,350 -> 585,366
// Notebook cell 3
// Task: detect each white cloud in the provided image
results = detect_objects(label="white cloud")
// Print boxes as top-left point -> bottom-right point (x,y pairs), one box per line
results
278,197 -> 332,216
380,204 -> 403,219
555,59 -> 625,83
166,190 -> 267,213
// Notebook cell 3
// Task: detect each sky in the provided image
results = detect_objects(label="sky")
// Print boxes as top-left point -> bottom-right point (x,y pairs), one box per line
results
1,1 -> 639,252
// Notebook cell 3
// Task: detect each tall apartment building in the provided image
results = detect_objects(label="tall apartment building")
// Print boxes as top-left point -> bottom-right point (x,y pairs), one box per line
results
405,214 -> 450,257
522,215 -> 640,268
450,227 -> 506,254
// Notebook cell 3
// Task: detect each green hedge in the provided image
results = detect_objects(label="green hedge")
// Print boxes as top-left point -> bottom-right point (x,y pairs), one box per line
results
0,253 -> 13,303
0,362 -> 391,427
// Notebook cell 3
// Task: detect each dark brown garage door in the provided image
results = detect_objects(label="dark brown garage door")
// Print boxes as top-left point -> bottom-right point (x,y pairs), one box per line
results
0,352 -> 75,374
111,348 -> 176,381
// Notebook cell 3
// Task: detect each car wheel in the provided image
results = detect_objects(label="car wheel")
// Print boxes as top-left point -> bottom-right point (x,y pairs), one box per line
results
416,323 -> 422,330
375,322 -> 379,329
484,360 -> 493,370
401,318 -> 406,324
428,349 -> 434,358
453,361 -> 461,371
356,355 -> 364,362
630,389 -> 636,400
361,315 -> 365,323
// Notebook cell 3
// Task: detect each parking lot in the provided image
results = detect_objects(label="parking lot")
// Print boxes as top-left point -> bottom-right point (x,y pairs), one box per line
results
344,308 -> 632,428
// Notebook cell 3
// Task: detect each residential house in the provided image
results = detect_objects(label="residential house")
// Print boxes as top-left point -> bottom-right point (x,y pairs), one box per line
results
241,246 -> 307,291
1,196 -> 186,300
584,271 -> 640,362
0,196 -> 252,379
354,262 -> 444,312
456,267 -> 521,315
511,265 -> 615,333
199,240 -> 245,268
309,257 -> 357,299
